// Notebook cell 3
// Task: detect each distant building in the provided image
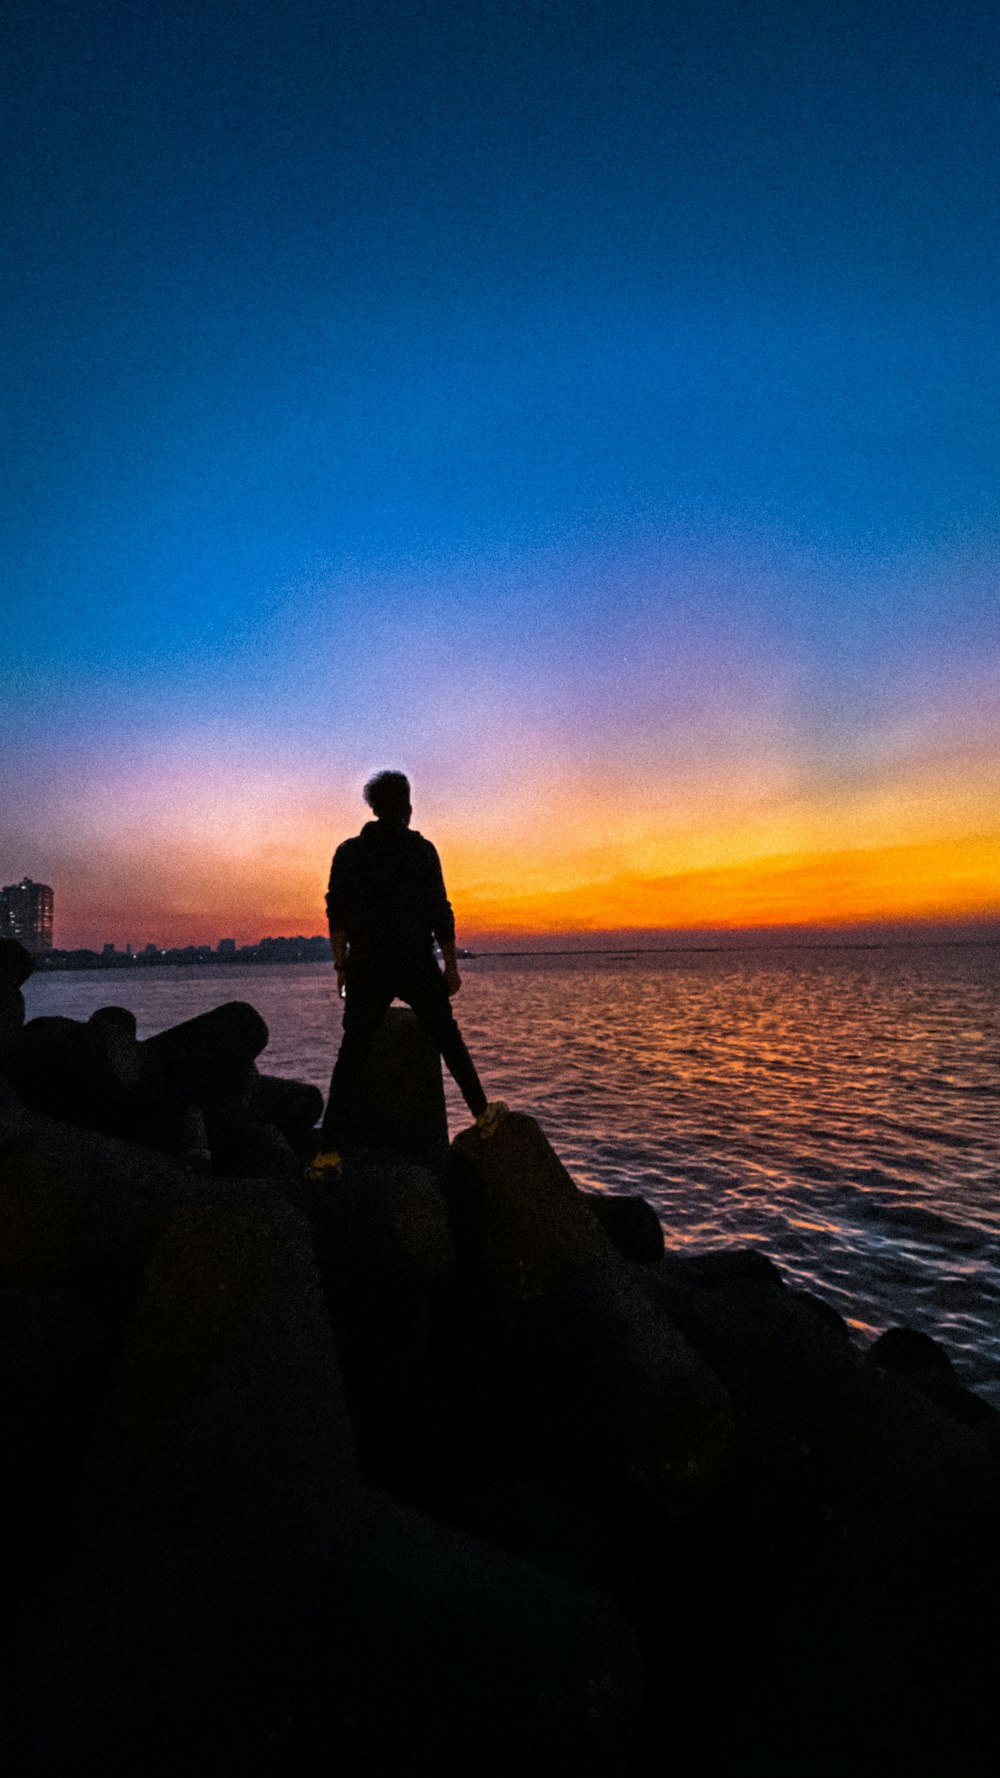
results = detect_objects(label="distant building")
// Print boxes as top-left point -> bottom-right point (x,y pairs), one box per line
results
0,878 -> 54,952
217,938 -> 237,958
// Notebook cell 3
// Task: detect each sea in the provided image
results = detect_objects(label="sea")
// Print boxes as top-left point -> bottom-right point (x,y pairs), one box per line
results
22,943 -> 1000,1405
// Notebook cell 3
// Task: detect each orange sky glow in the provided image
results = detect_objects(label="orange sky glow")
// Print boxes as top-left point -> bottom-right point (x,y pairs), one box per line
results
44,752 -> 1000,950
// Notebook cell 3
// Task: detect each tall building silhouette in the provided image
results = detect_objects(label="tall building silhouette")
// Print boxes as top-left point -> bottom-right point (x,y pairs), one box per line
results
0,878 -> 54,952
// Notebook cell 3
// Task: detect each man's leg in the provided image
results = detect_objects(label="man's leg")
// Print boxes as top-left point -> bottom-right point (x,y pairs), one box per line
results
320,971 -> 394,1149
400,962 -> 489,1120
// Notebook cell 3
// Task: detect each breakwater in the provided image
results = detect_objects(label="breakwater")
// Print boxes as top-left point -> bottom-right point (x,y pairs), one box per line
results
2,935 -> 999,1773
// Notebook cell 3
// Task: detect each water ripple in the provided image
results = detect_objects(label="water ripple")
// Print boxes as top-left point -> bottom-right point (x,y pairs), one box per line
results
23,944 -> 1000,1403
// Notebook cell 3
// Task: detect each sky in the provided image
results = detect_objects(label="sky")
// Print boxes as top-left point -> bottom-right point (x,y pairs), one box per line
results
2,0 -> 998,949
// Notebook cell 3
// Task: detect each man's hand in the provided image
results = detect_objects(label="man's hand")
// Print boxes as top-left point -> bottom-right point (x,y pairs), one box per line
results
440,938 -> 462,996
330,930 -> 348,1000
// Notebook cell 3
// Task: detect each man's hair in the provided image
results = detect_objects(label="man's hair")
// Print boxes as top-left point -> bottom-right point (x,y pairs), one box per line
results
363,770 -> 411,821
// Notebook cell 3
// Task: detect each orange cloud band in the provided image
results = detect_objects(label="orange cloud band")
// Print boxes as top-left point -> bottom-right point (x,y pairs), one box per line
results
454,833 -> 1000,937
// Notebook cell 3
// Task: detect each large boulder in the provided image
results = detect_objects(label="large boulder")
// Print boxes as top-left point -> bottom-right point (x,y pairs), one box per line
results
508,1257 -> 736,1498
448,1109 -> 610,1300
0,977 -> 25,1076
0,938 -> 34,988
361,1005 -> 450,1160
248,1068 -> 323,1148
867,1325 -> 999,1427
446,1114 -> 734,1500
142,1001 -> 268,1101
0,1284 -> 117,1607
0,942 -> 30,1077
316,1160 -> 456,1288
290,1488 -> 644,1778
644,1257 -> 1000,1767
4,1195 -> 360,1772
206,1068 -> 322,1179
208,1117 -> 303,1180
7,1015 -> 151,1131
0,1099 -> 242,1298
312,1160 -> 457,1487
585,1190 -> 664,1263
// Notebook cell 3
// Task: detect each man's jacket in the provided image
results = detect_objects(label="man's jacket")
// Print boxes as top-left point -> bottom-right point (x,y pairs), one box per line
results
326,821 -> 456,967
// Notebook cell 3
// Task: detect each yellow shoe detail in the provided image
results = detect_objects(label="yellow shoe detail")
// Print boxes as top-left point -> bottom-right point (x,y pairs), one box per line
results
306,1149 -> 343,1180
474,1102 -> 509,1139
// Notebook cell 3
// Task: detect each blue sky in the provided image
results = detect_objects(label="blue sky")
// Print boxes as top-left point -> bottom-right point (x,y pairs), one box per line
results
2,0 -> 998,944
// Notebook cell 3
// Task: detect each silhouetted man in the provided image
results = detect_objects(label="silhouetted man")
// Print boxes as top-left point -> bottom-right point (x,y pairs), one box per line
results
313,771 -> 502,1170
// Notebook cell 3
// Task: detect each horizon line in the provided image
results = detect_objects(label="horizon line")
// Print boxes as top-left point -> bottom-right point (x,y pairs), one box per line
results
37,928 -> 1000,965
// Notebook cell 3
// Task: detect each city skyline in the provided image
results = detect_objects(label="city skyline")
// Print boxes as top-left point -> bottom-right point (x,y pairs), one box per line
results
0,877 -> 54,954
16,869 -> 1000,963
3,1 -> 998,950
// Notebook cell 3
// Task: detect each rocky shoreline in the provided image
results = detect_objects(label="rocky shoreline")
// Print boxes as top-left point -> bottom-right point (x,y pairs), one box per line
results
1,935 -> 998,1774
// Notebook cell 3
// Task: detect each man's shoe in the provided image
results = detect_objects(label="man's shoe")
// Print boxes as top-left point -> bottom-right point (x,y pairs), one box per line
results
474,1101 -> 509,1139
306,1148 -> 343,1181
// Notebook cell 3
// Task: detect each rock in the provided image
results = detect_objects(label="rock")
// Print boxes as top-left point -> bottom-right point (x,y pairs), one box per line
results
138,1099 -> 214,1170
440,1471 -> 631,1598
0,977 -> 25,1074
10,1007 -> 219,1166
5,1196 -> 361,1772
8,1015 -> 149,1130
209,1118 -> 302,1180
292,1488 -> 643,1778
0,938 -> 34,987
316,1159 -> 456,1287
644,1257 -> 1000,1765
869,1325 -> 955,1377
142,1001 -> 268,1100
328,1279 -> 436,1489
645,1257 -> 861,1445
680,1247 -> 785,1292
867,1326 -> 998,1427
82,1193 -> 361,1583
0,1104 -> 211,1295
248,1069 -> 323,1147
0,1074 -> 22,1117
447,1118 -> 732,1498
586,1190 -> 664,1263
448,1110 -> 610,1300
791,1289 -> 852,1342
89,1005 -> 138,1041
361,1005 -> 450,1160
508,1256 -> 736,1498
313,1161 -> 457,1486
200,1070 -> 324,1181
0,1285 -> 116,1602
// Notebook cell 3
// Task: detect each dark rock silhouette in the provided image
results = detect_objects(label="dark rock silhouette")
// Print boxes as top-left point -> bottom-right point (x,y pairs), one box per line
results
868,1323 -> 998,1426
360,1004 -> 451,1159
587,1189 -> 665,1263
11,1014 -> 147,1128
248,1067 -> 324,1145
143,998 -> 268,1096
0,939 -> 31,1074
88,1003 -> 138,1038
0,993 -> 998,1773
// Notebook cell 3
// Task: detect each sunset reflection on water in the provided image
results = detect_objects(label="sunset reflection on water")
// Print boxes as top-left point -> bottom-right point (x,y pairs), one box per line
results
24,942 -> 1000,1402
447,943 -> 1000,1397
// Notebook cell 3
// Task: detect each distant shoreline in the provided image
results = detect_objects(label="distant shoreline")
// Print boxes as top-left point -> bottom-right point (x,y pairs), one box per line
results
30,934 -> 1000,971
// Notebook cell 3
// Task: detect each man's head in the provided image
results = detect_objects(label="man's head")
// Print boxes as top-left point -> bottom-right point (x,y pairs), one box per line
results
363,770 -> 412,825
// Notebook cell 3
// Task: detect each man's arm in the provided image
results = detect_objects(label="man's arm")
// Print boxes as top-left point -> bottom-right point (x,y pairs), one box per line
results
329,928 -> 348,997
326,844 -> 352,997
439,938 -> 461,997
426,841 -> 460,994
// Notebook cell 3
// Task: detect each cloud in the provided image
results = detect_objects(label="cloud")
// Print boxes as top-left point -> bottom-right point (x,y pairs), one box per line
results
455,833 -> 1000,936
